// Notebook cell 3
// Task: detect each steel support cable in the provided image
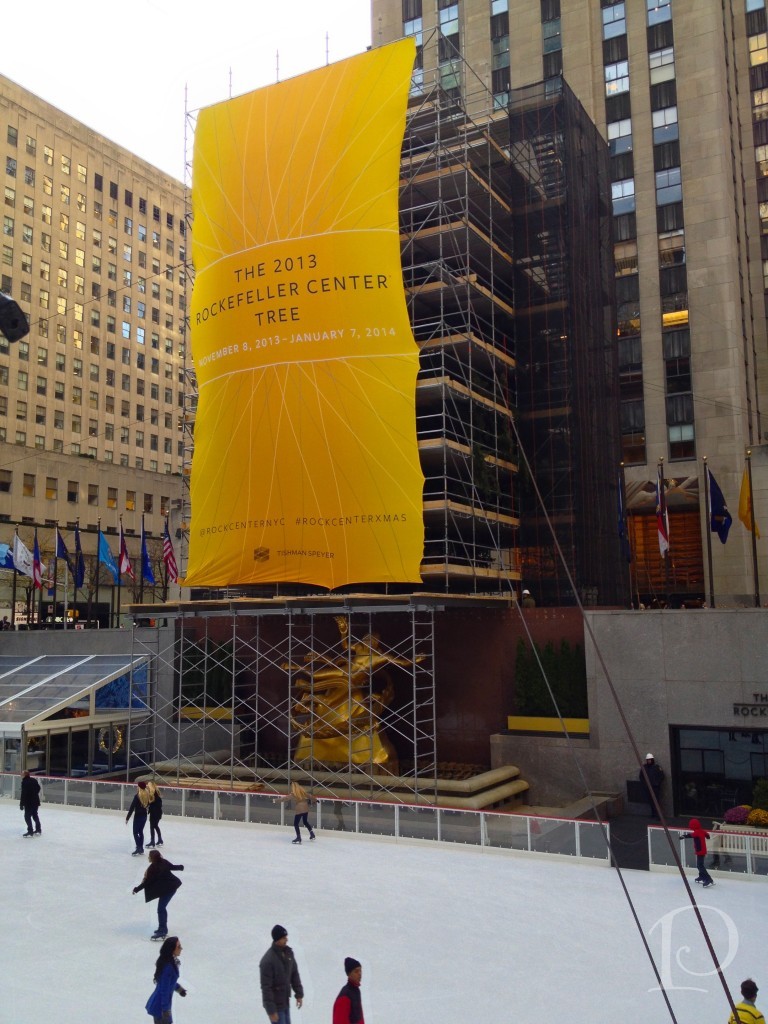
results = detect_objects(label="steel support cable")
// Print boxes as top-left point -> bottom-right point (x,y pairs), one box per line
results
510,414 -> 739,1021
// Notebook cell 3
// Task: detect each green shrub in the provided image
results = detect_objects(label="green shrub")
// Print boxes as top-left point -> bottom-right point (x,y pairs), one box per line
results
514,638 -> 587,717
751,777 -> 768,812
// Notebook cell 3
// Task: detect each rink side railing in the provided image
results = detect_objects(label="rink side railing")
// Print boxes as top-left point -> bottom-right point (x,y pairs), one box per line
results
0,773 -> 610,863
648,825 -> 768,880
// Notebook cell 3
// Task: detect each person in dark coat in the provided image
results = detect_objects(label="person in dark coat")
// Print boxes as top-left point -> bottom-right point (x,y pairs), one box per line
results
679,817 -> 714,887
147,781 -> 164,848
639,753 -> 664,818
259,924 -> 304,1023
133,849 -> 184,939
333,957 -> 365,1024
126,781 -> 151,855
145,935 -> 186,1023
20,770 -> 42,837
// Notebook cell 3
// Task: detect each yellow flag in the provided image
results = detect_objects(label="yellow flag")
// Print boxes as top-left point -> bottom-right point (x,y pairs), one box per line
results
186,40 -> 424,589
739,467 -> 761,539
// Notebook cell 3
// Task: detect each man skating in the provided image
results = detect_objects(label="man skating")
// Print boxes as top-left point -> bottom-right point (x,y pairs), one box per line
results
259,924 -> 304,1024
20,770 -> 41,837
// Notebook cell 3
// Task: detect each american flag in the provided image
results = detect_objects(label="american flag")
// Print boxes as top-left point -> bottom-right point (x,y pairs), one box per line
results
163,520 -> 178,583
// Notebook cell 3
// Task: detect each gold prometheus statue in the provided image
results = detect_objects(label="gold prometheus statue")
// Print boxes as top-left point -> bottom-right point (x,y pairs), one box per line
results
285,617 -> 423,768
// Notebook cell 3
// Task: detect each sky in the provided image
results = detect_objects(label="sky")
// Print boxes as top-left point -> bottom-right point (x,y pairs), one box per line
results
1,801 -> 765,1024
1,0 -> 373,180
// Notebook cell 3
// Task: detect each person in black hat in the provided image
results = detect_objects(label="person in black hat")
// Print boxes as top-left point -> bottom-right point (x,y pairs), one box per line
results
333,958 -> 365,1024
259,925 -> 304,1023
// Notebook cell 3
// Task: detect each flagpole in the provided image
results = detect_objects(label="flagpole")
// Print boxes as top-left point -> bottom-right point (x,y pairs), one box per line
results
702,458 -> 715,608
95,517 -> 102,629
53,521 -> 59,627
163,516 -> 170,602
73,518 -> 79,624
139,514 -> 145,604
117,515 -> 123,628
746,450 -> 761,607
11,529 -> 18,630
659,458 -> 670,606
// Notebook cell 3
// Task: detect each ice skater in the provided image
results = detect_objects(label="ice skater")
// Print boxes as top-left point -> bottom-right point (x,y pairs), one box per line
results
260,924 -> 304,1023
679,817 -> 714,887
20,770 -> 42,837
276,782 -> 316,844
133,849 -> 184,940
147,781 -> 164,848
126,780 -> 151,855
333,957 -> 365,1024
145,936 -> 187,1023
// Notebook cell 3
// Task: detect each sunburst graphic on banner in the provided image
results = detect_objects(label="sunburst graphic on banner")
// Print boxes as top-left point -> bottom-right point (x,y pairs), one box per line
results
186,39 -> 424,588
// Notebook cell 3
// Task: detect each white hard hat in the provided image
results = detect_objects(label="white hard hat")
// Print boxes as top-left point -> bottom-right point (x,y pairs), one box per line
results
645,753 -> 654,760
522,589 -> 530,595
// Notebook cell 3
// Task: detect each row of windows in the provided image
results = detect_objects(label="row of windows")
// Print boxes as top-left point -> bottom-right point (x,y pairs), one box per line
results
0,469 -> 172,512
0,431 -> 180,470
6,126 -> 184,233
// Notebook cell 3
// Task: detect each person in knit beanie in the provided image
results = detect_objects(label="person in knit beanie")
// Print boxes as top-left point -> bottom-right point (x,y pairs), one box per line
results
333,957 -> 364,1024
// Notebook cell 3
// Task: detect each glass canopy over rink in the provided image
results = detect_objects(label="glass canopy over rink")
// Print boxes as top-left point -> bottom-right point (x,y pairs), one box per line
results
0,654 -> 148,776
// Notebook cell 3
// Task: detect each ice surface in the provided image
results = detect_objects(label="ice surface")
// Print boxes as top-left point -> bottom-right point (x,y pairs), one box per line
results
0,801 -> 763,1023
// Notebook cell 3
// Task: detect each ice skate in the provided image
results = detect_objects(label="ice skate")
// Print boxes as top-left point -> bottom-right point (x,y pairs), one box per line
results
131,849 -> 144,856
22,831 -> 33,837
147,842 -> 156,848
151,930 -> 168,941
702,880 -> 715,887
309,832 -> 316,841
292,838 -> 302,844
34,829 -> 41,836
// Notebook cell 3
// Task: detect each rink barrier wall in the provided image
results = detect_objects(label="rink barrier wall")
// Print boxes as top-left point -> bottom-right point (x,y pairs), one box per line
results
648,826 -> 768,880
0,773 -> 611,863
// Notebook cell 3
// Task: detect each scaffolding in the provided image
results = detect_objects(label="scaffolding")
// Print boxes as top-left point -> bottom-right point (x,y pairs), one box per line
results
127,600 -> 439,803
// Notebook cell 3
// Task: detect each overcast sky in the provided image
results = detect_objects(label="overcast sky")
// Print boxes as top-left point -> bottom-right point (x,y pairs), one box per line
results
2,0 -> 373,180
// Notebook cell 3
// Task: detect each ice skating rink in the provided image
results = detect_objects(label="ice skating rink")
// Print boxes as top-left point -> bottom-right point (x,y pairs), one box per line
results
0,801 -> 764,1023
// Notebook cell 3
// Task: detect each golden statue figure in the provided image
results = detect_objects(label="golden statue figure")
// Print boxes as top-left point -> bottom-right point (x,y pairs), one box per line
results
285,617 -> 423,770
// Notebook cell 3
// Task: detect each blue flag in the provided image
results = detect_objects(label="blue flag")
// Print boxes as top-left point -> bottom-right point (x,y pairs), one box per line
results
0,542 -> 14,570
56,529 -> 76,579
709,469 -> 732,544
73,524 -> 85,588
98,530 -> 119,584
141,521 -> 155,585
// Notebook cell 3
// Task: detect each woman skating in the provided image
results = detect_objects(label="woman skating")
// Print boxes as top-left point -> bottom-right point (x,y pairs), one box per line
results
126,781 -> 151,855
147,780 -> 164,848
133,849 -> 184,939
277,781 -> 316,844
145,936 -> 186,1023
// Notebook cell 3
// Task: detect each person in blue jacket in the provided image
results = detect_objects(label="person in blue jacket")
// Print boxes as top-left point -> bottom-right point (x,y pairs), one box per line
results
145,936 -> 186,1023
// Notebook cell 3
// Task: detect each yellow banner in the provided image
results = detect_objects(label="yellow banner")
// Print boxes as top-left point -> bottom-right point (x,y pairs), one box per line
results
186,40 -> 424,588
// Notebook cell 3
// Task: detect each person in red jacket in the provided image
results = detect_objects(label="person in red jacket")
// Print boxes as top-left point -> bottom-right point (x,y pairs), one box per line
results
679,817 -> 714,887
333,957 -> 365,1024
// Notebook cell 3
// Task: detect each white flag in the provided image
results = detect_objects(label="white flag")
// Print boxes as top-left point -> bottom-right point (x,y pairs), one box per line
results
13,534 -> 35,579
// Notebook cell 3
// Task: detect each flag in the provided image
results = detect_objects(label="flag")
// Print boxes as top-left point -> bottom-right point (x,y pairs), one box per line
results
656,466 -> 669,556
739,467 -> 761,539
708,469 -> 732,544
32,529 -> 42,590
98,530 -> 119,584
12,534 -> 35,579
163,520 -> 178,583
141,519 -> 155,585
0,543 -> 14,571
56,528 -> 76,578
119,525 -> 135,582
73,523 -> 85,588
617,472 -> 631,563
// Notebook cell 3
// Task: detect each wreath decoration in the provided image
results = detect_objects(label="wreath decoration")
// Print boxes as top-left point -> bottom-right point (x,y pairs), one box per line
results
98,726 -> 124,754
